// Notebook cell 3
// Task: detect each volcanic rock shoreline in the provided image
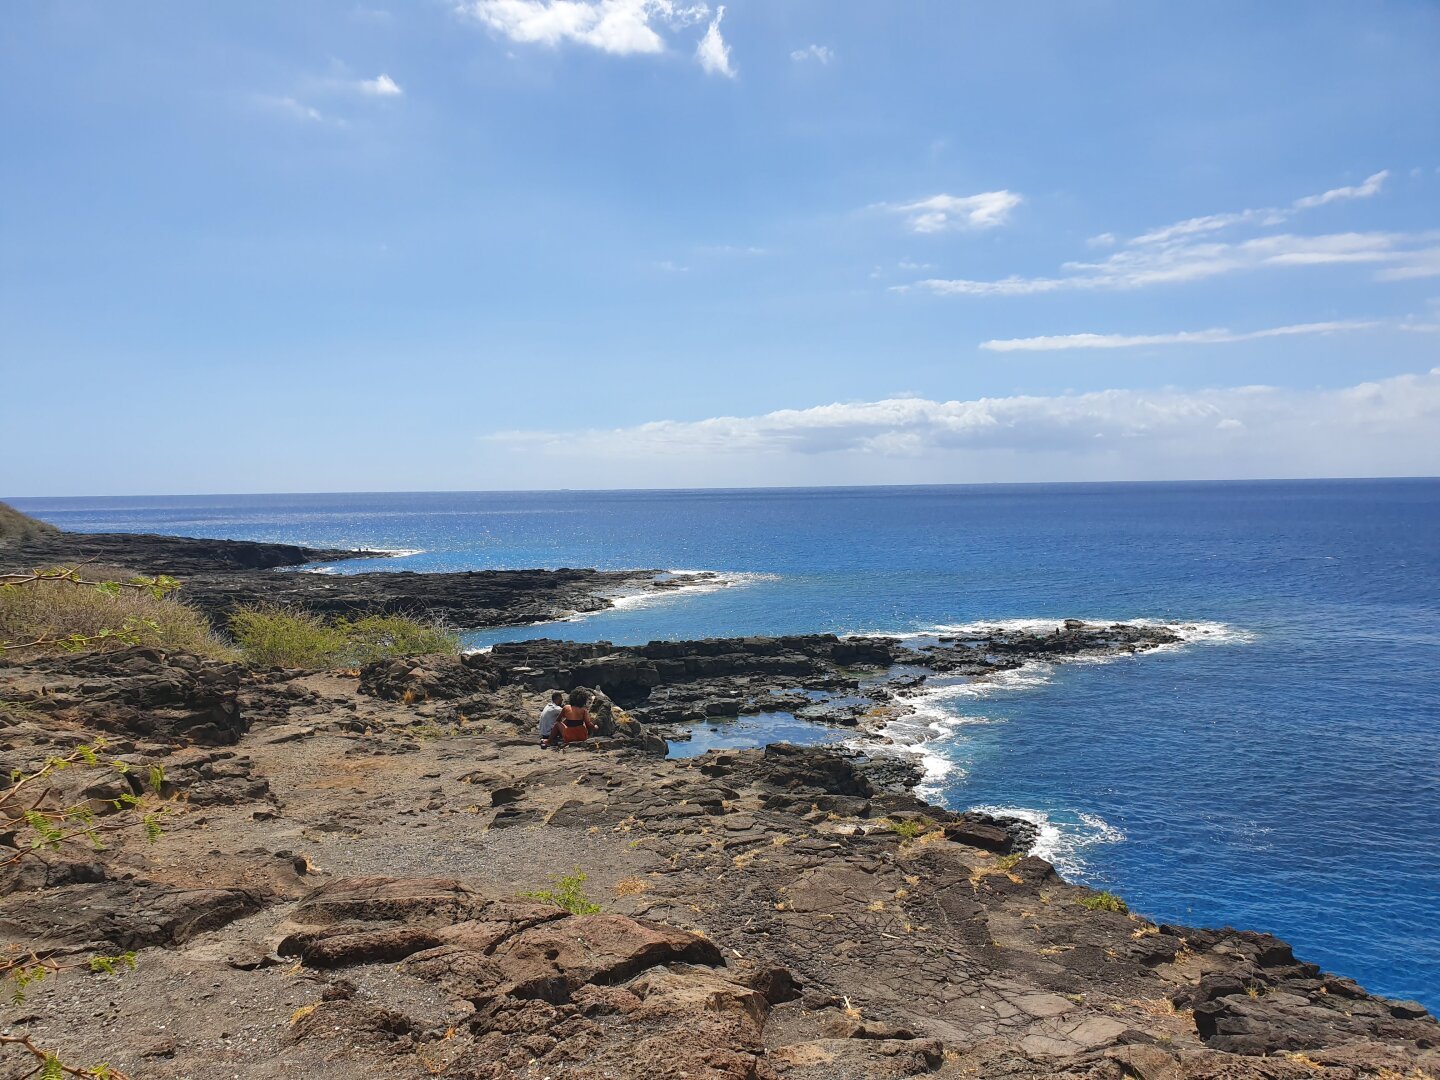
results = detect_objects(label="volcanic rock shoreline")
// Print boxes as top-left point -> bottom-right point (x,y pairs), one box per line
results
1,525 -> 723,627
1,522 -> 1437,1078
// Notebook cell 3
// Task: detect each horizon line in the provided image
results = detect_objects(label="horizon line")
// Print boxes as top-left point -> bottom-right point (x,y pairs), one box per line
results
7,473 -> 1440,503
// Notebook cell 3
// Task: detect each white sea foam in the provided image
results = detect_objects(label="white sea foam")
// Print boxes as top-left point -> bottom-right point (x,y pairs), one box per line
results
966,805 -> 1126,878
841,614 -> 1252,859
562,570 -> 777,620
923,616 -> 1255,646
298,548 -> 425,573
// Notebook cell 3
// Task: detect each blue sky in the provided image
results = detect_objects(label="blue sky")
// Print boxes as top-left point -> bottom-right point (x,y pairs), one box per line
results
3,0 -> 1438,495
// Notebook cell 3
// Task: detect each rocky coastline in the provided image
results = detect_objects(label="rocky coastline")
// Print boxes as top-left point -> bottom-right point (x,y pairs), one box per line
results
1,526 -> 724,628
1,522 -> 1436,1078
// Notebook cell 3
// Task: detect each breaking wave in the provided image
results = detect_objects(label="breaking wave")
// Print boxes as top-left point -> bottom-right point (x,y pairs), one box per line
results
566,570 -> 778,619
967,805 -> 1126,878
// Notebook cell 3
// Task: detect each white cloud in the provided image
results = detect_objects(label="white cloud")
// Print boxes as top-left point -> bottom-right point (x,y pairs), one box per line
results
696,5 -> 734,77
258,95 -> 326,123
911,231 -> 1440,296
790,44 -> 832,63
1134,171 -> 1389,246
480,370 -> 1440,484
1293,170 -> 1389,209
697,244 -> 768,256
458,0 -> 708,56
357,73 -> 403,96
981,320 -> 1381,351
886,191 -> 1023,234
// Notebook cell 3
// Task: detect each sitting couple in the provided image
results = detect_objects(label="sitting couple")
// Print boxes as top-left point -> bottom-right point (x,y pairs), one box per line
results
538,689 -> 597,749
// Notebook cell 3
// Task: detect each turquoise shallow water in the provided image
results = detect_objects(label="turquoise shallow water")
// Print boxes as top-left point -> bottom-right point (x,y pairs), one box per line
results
14,479 -> 1439,1009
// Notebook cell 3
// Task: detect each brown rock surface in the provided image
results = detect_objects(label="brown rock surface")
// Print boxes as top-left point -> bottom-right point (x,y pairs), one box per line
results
1,639 -> 1436,1080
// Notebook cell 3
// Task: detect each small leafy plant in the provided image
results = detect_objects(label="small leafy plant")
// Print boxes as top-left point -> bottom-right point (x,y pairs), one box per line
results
0,741 -> 155,1079
1077,891 -> 1129,914
524,869 -> 603,915
885,817 -> 930,840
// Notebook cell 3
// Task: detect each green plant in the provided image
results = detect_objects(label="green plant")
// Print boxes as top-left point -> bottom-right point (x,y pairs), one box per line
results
884,817 -> 929,840
0,739 -> 151,1080
339,614 -> 458,664
87,953 -> 137,977
227,604 -> 348,668
524,869 -> 603,915
0,1031 -> 127,1078
0,565 -> 230,659
1077,891 -> 1129,914
3,740 -> 166,872
227,604 -> 457,669
994,853 -> 1022,871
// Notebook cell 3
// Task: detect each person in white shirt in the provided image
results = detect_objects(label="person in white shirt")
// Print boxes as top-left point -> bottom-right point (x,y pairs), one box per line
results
537,691 -> 565,748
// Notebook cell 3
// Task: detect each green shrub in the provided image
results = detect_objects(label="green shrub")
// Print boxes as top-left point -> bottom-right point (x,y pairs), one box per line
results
341,614 -> 459,664
0,575 -> 234,660
994,853 -> 1022,871
227,604 -> 457,669
228,604 -> 347,668
885,817 -> 929,840
1077,890 -> 1129,914
523,869 -> 602,915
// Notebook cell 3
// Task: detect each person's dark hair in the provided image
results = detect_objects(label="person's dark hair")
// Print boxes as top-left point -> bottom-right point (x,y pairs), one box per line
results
567,689 -> 590,707
551,691 -> 564,704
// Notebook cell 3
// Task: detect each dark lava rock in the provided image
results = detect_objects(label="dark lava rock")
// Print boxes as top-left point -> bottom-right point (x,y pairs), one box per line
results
0,529 -> 367,576
1,646 -> 247,745
944,811 -> 1040,854
179,567 -> 702,629
0,880 -> 267,951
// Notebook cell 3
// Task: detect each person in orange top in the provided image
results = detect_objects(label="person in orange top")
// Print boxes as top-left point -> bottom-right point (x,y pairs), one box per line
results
557,689 -> 598,746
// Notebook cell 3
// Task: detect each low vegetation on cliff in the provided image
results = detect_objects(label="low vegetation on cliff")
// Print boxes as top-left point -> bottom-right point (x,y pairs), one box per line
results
0,503 -> 58,543
227,603 -> 458,669
0,567 -> 234,660
0,563 -> 456,671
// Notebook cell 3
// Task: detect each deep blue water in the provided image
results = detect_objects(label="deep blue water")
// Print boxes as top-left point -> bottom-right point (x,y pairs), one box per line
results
12,481 -> 1439,1009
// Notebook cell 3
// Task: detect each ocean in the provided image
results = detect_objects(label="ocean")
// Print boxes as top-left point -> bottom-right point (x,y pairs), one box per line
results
12,479 -> 1439,1010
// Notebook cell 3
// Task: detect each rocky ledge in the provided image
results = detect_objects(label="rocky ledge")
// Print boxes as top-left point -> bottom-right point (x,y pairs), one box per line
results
362,621 -> 1184,733
2,639 -> 1436,1080
0,528 -> 373,576
0,521 -> 722,629
177,567 -> 722,628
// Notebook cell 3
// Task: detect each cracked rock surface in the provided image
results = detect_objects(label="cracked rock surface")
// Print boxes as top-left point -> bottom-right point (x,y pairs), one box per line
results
2,643 -> 1437,1079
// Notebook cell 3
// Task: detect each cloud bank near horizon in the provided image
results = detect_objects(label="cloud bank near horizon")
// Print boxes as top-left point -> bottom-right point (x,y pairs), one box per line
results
482,370 -> 1440,487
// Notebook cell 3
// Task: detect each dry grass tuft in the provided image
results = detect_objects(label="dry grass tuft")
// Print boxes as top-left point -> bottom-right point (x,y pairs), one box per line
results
0,501 -> 58,541
614,877 -> 650,897
0,576 -> 234,659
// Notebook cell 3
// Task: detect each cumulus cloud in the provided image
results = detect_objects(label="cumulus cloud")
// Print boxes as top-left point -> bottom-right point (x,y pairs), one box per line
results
457,0 -> 708,56
886,191 -> 1023,234
357,73 -> 403,96
981,320 -> 1381,352
480,371 -> 1440,485
791,44 -> 832,63
695,5 -> 735,76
